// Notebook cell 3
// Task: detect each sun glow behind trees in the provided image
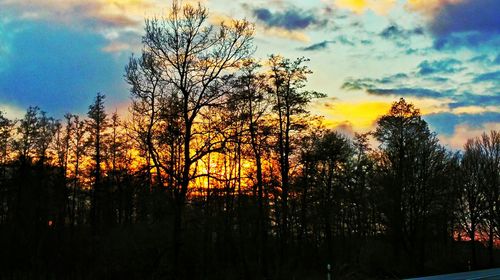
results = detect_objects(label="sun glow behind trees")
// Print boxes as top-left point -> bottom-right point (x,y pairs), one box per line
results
0,2 -> 499,279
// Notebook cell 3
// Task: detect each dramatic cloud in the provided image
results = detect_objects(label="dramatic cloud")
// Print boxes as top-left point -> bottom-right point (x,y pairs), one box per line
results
0,0 -> 497,149
417,58 -> 464,75
248,6 -> 330,42
252,7 -> 321,30
341,54 -> 499,113
408,0 -> 500,48
428,0 -> 499,36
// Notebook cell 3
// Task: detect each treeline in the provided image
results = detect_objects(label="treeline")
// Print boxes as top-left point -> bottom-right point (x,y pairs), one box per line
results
0,3 -> 499,280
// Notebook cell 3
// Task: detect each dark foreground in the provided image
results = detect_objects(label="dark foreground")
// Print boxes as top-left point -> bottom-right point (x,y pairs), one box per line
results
408,268 -> 500,280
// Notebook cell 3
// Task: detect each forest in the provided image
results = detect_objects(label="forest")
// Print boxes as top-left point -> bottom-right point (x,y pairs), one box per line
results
0,3 -> 499,280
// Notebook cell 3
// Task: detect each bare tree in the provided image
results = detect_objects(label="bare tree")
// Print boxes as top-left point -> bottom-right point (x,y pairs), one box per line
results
459,138 -> 487,268
128,2 -> 254,272
464,131 -> 500,266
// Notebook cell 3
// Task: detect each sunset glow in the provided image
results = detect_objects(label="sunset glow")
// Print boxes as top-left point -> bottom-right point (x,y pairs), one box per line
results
0,0 -> 497,150
0,1 -> 499,279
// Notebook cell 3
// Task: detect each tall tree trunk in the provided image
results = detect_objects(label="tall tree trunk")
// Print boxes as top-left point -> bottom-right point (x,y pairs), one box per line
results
172,111 -> 192,278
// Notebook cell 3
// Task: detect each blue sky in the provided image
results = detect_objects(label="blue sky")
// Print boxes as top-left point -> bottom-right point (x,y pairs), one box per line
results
0,0 -> 498,148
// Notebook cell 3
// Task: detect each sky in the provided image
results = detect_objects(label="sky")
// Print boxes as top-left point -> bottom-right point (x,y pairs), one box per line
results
0,0 -> 498,149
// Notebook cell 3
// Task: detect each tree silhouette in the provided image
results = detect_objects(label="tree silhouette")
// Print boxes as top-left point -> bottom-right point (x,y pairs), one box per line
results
129,2 -> 254,275
87,92 -> 108,230
268,55 -> 325,256
0,3 -> 498,279
374,98 -> 456,273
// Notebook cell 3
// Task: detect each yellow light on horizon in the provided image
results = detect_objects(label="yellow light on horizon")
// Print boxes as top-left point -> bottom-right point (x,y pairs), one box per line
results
318,101 -> 391,131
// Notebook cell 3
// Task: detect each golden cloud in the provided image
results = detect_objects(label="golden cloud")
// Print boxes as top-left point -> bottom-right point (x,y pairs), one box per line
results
333,0 -> 397,15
